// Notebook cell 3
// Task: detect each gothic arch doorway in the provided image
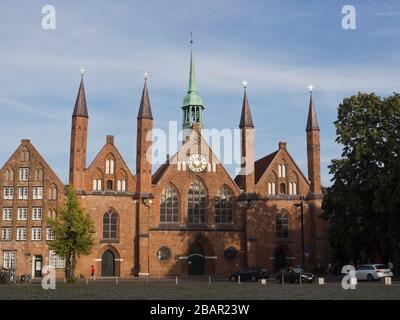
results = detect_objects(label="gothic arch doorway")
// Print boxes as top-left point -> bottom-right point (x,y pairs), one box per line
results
101,250 -> 115,277
188,242 -> 205,275
275,248 -> 287,272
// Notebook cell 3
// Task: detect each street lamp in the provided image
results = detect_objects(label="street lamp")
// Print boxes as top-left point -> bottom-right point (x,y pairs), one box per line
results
293,196 -> 305,270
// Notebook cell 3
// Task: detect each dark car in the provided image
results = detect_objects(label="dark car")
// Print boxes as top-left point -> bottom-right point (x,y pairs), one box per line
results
229,267 -> 270,282
275,267 -> 315,284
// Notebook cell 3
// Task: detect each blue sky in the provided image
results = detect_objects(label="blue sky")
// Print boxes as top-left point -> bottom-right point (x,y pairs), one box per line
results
0,0 -> 399,186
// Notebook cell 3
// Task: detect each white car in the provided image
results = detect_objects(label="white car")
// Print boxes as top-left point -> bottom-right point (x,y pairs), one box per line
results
355,264 -> 393,281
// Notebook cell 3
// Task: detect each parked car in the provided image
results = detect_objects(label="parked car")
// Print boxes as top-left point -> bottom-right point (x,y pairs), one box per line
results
275,267 -> 315,284
355,264 -> 393,282
229,267 -> 270,282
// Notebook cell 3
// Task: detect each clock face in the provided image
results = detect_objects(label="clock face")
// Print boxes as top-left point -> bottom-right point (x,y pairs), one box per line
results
188,154 -> 207,172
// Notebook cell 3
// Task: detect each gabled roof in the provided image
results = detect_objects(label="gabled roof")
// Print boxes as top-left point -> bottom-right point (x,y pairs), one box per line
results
0,139 -> 64,186
151,129 -> 240,193
254,151 -> 278,184
86,136 -> 135,180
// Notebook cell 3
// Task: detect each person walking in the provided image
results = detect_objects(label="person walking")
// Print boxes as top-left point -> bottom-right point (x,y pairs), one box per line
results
90,265 -> 96,280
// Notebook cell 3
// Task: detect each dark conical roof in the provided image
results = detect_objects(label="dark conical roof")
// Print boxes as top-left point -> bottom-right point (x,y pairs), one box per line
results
137,81 -> 153,120
306,92 -> 319,131
239,88 -> 254,128
73,78 -> 88,118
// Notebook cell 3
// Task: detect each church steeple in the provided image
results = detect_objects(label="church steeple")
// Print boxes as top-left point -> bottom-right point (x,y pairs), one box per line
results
306,85 -> 321,195
239,81 -> 254,128
182,34 -> 204,132
137,74 -> 153,120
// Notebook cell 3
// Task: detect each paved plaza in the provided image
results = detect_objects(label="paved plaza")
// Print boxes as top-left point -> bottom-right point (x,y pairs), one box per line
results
0,278 -> 399,300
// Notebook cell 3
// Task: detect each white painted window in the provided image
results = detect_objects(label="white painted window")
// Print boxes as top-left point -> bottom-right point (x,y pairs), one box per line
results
16,228 -> 27,241
278,165 -> 282,178
17,208 -> 27,220
97,180 -> 102,191
32,187 -> 43,200
282,165 -> 286,178
46,228 -> 54,241
177,161 -> 182,171
19,168 -> 29,181
278,165 -> 287,178
105,160 -> 110,174
2,208 -> 12,221
289,183 -> 293,195
18,187 -> 29,200
293,182 -> 297,195
105,160 -> 115,174
117,180 -> 126,191
3,187 -> 13,200
181,161 -> 186,171
32,207 -> 42,220
31,227 -> 42,241
49,250 -> 65,269
212,162 -> 217,172
1,228 -> 12,241
268,183 -> 276,195
3,251 -> 16,269
110,160 -> 114,174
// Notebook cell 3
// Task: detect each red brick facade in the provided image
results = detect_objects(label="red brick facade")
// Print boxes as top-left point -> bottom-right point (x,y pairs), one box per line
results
0,74 -> 329,280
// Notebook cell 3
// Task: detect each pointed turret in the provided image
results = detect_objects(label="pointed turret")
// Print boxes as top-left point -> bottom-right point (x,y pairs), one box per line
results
239,85 -> 254,128
69,71 -> 89,190
305,85 -> 321,195
73,78 -> 88,118
238,81 -> 255,193
306,90 -> 319,131
137,79 -> 153,120
135,76 -> 154,277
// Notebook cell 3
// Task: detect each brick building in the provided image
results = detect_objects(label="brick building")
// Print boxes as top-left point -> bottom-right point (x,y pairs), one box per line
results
0,44 -> 329,279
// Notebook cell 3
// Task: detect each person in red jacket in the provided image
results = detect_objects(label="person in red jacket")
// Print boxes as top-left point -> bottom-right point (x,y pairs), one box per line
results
90,265 -> 96,280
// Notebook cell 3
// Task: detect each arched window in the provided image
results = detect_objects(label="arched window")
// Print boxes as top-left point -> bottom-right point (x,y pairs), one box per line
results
214,186 -> 233,223
105,159 -> 115,174
278,164 -> 286,178
289,182 -> 297,195
160,185 -> 179,223
21,148 -> 29,161
4,168 -> 14,182
103,210 -> 118,240
268,182 -> 276,195
188,180 -> 206,224
280,183 -> 286,194
276,212 -> 289,239
93,179 -> 102,191
117,180 -> 127,191
49,186 -> 57,200
107,180 -> 113,190
37,169 -> 43,181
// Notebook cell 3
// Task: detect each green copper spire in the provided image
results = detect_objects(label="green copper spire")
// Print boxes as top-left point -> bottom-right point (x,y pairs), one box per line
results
182,33 -> 204,131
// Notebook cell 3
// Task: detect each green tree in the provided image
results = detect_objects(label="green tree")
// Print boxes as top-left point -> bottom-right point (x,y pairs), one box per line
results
323,92 -> 400,273
47,185 -> 96,282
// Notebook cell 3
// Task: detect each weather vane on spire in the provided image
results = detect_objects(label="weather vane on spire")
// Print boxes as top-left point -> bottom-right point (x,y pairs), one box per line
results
143,72 -> 149,81
190,31 -> 193,45
242,80 -> 248,88
308,84 -> 314,93
80,66 -> 86,77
